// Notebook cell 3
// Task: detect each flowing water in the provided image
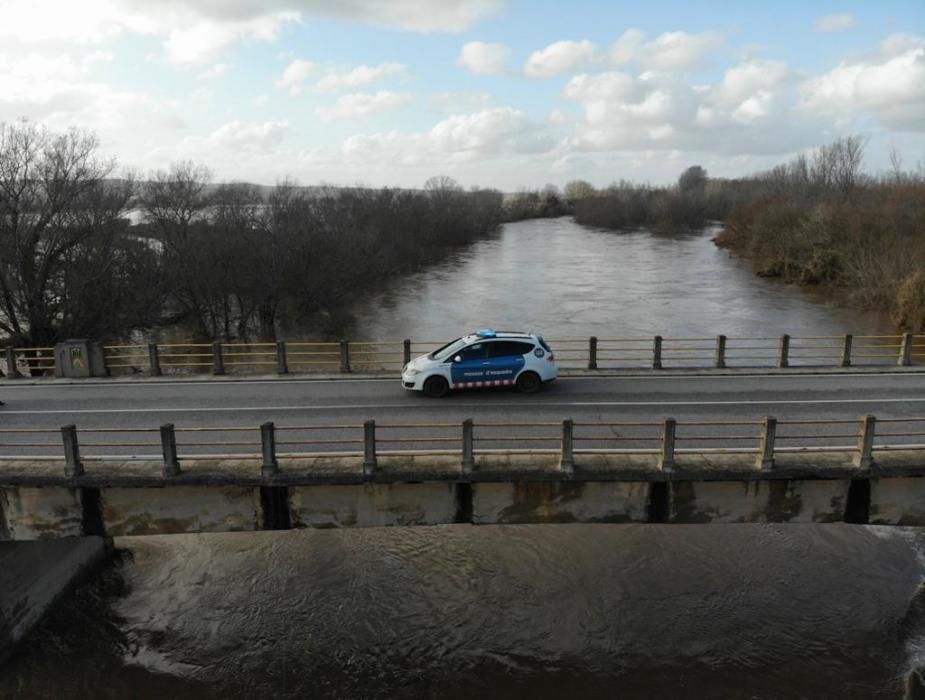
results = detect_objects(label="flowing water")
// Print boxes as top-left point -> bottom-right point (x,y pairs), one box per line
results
4,219 -> 918,698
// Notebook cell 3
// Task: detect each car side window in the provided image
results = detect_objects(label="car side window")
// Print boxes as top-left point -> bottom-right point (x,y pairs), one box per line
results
487,341 -> 534,358
457,343 -> 487,361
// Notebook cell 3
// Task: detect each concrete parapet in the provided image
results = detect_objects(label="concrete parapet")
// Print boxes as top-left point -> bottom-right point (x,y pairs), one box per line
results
0,487 -> 84,539
471,481 -> 650,524
669,479 -> 850,524
100,486 -> 260,536
869,476 -> 925,525
288,483 -> 457,528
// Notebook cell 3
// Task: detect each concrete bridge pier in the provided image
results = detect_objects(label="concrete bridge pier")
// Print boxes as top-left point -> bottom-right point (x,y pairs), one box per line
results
0,537 -> 111,663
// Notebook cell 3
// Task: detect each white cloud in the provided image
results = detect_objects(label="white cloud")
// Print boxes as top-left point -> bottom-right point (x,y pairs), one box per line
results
428,91 -> 491,114
199,63 -> 228,79
815,14 -> 855,33
799,38 -> 925,130
456,41 -> 511,75
316,63 -> 407,92
316,91 -> 412,121
275,59 -> 317,95
548,109 -> 569,125
160,12 -> 298,64
610,29 -> 724,70
342,107 -> 555,165
525,40 -> 598,79
208,120 -> 289,151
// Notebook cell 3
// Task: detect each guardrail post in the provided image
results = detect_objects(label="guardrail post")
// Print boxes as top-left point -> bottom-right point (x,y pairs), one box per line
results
5,347 -> 21,378
653,335 -> 663,370
777,334 -> 790,368
148,343 -> 161,376
659,417 -> 676,470
403,339 -> 412,366
756,416 -> 777,470
899,333 -> 912,366
560,419 -> 575,472
840,334 -> 853,367
261,421 -> 278,476
363,420 -> 377,475
340,340 -> 351,373
276,341 -> 288,375
160,423 -> 181,477
588,337 -> 598,370
212,341 -> 225,375
462,419 -> 475,473
853,415 -> 876,469
714,335 -> 726,369
61,424 -> 83,477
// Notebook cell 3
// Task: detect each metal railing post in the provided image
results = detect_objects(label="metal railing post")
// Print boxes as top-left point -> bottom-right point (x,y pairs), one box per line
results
212,341 -> 225,375
899,333 -> 912,367
148,343 -> 162,376
659,417 -> 676,470
777,334 -> 790,368
276,341 -> 288,375
61,424 -> 83,477
160,423 -> 180,477
756,416 -> 777,470
403,339 -> 412,366
653,335 -> 663,370
840,334 -> 853,368
261,421 -> 278,476
5,346 -> 21,378
714,334 -> 726,369
340,340 -> 351,373
588,337 -> 598,370
363,420 -> 377,475
560,419 -> 575,472
854,415 -> 876,469
462,419 -> 474,473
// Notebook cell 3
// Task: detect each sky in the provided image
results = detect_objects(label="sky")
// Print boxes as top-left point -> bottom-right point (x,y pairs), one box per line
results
0,0 -> 923,190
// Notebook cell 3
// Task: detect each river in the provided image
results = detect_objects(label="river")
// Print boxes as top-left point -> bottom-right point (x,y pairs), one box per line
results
3,219 -> 919,699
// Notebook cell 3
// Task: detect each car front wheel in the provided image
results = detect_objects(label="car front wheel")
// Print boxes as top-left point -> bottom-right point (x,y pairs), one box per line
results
515,371 -> 541,394
423,375 -> 449,398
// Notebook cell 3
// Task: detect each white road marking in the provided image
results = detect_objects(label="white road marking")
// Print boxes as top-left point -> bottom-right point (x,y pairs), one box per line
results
3,396 -> 925,414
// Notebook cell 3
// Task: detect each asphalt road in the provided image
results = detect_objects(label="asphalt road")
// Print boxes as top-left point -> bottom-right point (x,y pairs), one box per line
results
1,371 -> 924,459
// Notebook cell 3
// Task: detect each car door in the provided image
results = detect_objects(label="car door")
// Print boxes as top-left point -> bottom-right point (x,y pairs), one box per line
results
450,342 -> 490,386
484,341 -> 530,384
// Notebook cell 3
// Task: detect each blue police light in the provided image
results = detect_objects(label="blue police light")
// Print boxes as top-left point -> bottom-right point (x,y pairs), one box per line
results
475,328 -> 497,338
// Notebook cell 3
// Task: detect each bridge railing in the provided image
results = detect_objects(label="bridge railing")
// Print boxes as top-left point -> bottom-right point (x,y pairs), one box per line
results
3,333 -> 923,377
3,415 -> 925,479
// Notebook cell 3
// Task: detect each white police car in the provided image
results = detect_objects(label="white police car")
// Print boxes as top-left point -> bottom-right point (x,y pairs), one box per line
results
402,329 -> 557,397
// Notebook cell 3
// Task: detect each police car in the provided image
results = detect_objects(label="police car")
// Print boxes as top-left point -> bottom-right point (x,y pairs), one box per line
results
402,329 -> 557,397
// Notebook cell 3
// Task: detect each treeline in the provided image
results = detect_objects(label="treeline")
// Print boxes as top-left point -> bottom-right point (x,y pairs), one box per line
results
0,122 -> 503,346
713,137 -> 925,332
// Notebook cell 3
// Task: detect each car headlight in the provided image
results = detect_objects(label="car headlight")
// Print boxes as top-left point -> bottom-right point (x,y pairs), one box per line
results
405,368 -> 420,376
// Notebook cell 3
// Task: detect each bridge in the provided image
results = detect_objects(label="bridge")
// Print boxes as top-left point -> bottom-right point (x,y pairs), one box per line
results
2,365 -> 925,539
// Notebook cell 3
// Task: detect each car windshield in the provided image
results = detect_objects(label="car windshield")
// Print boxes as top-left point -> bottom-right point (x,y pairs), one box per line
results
429,337 -> 467,360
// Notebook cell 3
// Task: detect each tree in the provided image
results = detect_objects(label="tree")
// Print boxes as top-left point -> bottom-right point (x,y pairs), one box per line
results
563,180 -> 595,205
678,165 -> 707,198
0,121 -> 140,346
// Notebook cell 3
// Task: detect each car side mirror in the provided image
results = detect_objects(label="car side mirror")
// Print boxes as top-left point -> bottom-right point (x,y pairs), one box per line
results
453,355 -> 462,363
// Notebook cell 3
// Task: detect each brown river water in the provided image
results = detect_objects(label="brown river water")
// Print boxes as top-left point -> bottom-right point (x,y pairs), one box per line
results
3,219 -> 919,699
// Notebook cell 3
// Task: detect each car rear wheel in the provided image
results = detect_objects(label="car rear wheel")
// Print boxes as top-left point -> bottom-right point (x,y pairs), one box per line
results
515,371 -> 541,394
423,375 -> 449,398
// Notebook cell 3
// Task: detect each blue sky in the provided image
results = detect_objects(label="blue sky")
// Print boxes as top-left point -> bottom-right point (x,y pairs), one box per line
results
1,0 -> 923,189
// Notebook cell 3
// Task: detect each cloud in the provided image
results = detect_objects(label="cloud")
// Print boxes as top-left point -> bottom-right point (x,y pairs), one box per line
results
275,59 -> 317,94
610,29 -> 724,70
815,14 -> 855,33
316,63 -> 407,92
457,41 -> 511,75
316,91 -> 412,121
199,63 -> 228,79
525,40 -> 598,79
342,107 -> 555,165
799,36 -> 925,130
208,120 -> 289,151
428,91 -> 491,114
